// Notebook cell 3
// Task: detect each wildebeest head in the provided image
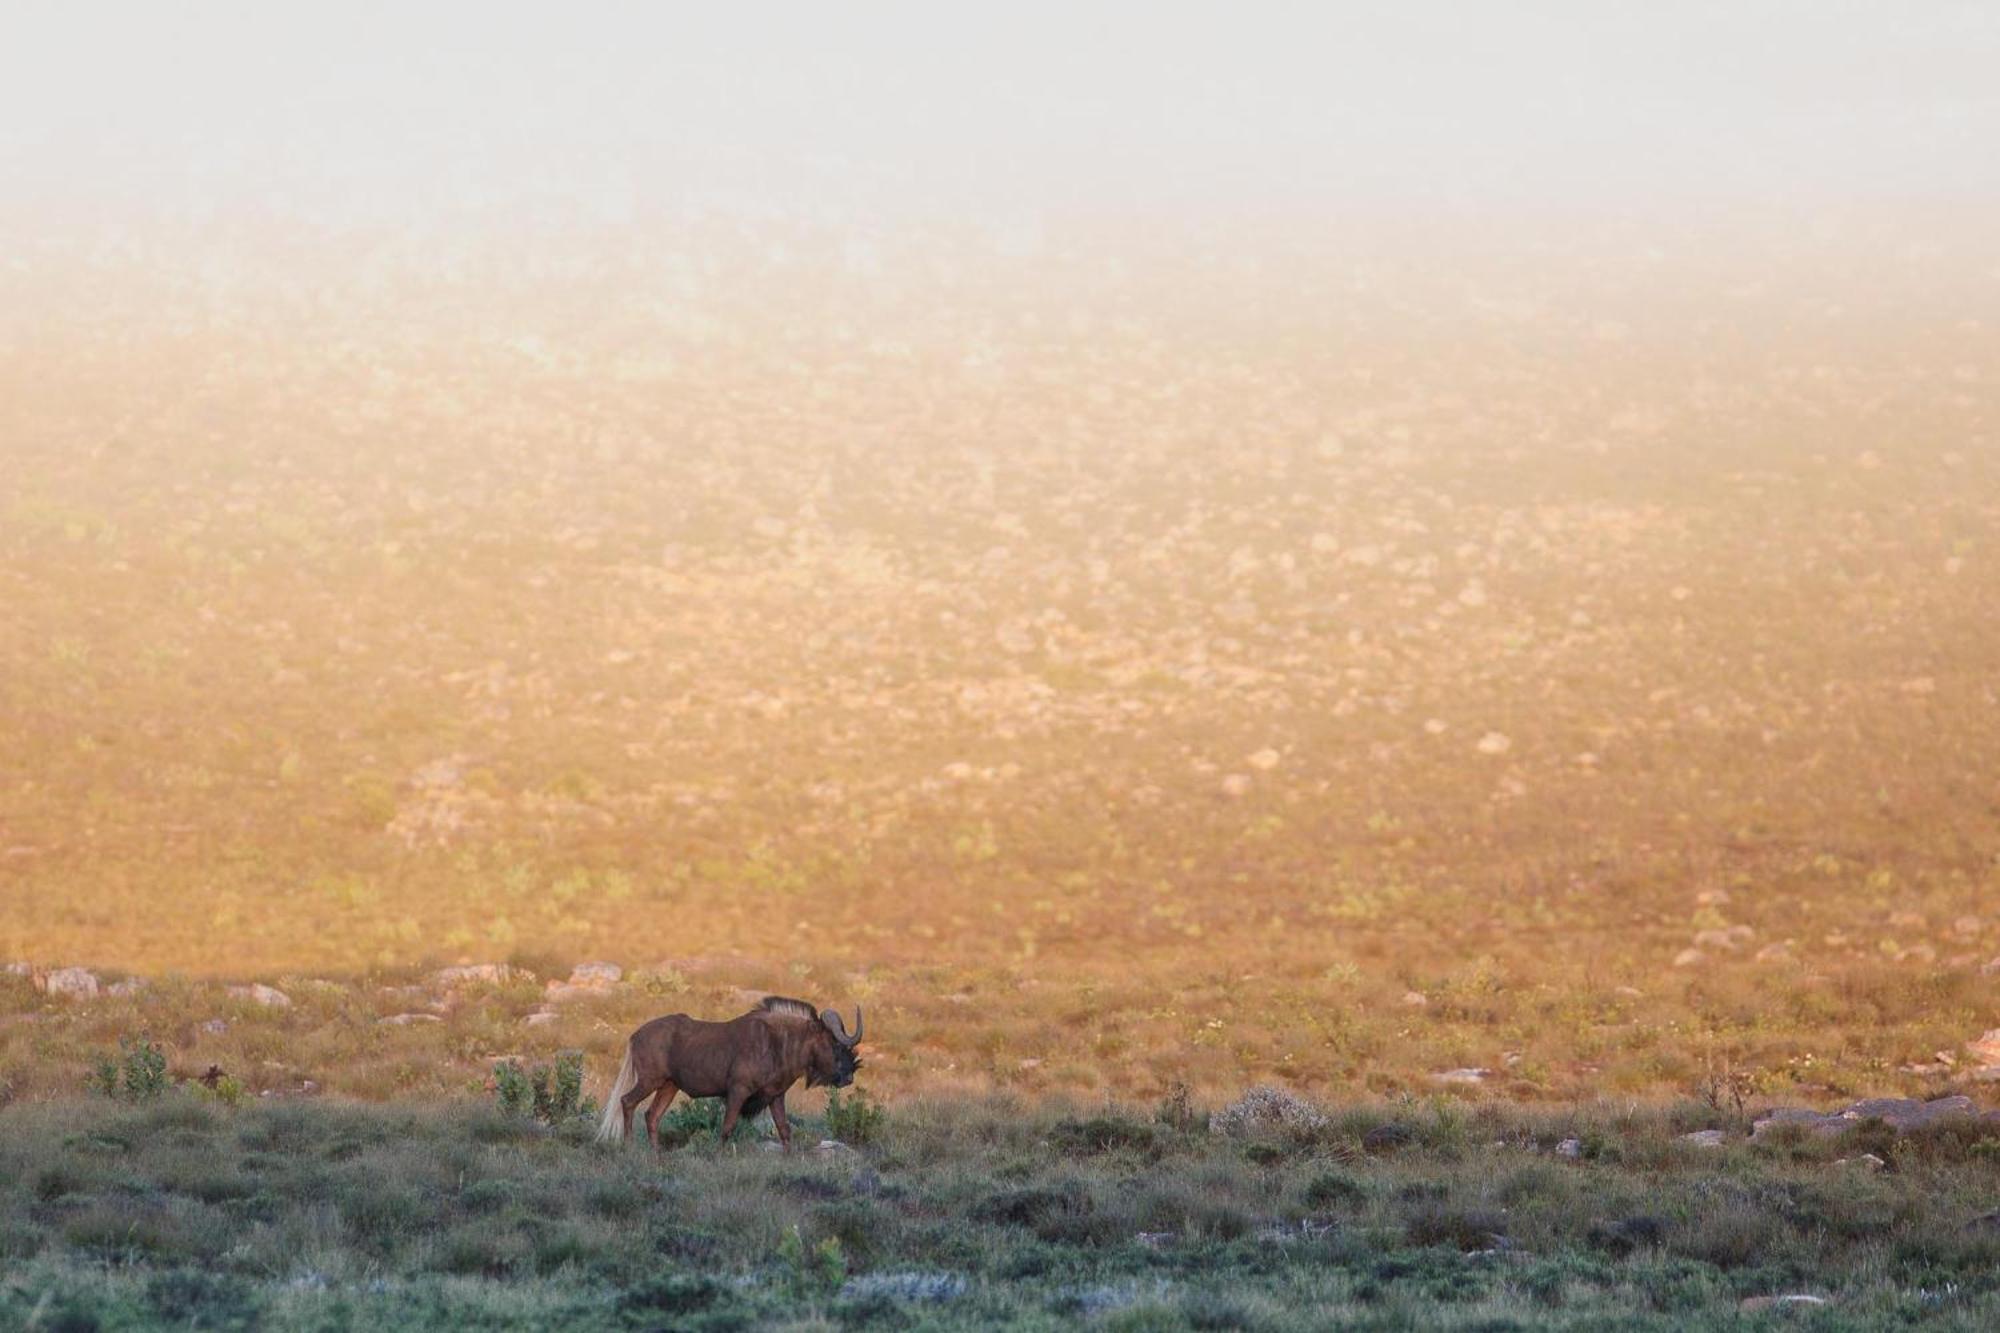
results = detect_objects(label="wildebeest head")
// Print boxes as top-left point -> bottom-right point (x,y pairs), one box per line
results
810,1005 -> 863,1088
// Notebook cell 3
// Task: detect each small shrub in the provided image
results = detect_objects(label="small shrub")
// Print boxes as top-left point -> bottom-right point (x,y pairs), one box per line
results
493,1051 -> 592,1126
658,1096 -> 726,1145
1050,1112 -> 1155,1155
779,1224 -> 847,1296
1212,1086 -> 1327,1138
1404,1204 -> 1509,1251
826,1085 -> 886,1145
192,1071 -> 247,1108
1301,1168 -> 1369,1208
1155,1082 -> 1204,1134
86,1037 -> 171,1102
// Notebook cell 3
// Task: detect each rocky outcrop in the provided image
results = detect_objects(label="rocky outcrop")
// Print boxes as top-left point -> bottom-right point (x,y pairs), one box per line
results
38,967 -> 100,1000
1751,1095 -> 1994,1138
544,961 -> 623,1003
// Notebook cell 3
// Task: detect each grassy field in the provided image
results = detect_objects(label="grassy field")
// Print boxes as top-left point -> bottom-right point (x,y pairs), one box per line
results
4,1088 -> 2000,1330
5,212 -> 1999,1105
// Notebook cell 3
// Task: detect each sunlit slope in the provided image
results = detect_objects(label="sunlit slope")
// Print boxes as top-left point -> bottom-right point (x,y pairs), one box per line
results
3,219 -> 1996,1097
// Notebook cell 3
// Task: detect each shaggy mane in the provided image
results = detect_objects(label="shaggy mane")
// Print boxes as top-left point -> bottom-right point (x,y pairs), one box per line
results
758,995 -> 819,1022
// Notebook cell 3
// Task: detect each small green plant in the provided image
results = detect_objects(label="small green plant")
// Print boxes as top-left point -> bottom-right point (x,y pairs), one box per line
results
825,1085 -> 885,1145
657,1095 -> 725,1145
192,1067 -> 247,1108
494,1052 -> 592,1126
777,1224 -> 845,1296
1155,1081 -> 1203,1134
86,1038 -> 170,1102
493,1060 -> 533,1118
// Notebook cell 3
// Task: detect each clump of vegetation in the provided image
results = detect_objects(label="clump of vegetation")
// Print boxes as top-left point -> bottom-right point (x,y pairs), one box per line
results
85,1037 -> 170,1102
491,1052 -> 591,1127
825,1085 -> 886,1145
1,1093 -> 1999,1327
1211,1085 -> 1327,1137
777,1224 -> 846,1297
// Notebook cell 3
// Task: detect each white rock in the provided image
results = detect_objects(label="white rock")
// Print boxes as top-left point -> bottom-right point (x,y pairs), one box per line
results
1247,748 -> 1281,771
433,964 -> 519,988
1555,1138 -> 1582,1158
1433,1068 -> 1490,1085
228,984 -> 291,1008
522,1010 -> 561,1027
1475,732 -> 1512,756
1966,1029 -> 2000,1067
1833,1154 -> 1885,1171
379,1013 -> 441,1025
39,967 -> 100,1000
1680,1129 -> 1727,1148
815,1139 -> 856,1155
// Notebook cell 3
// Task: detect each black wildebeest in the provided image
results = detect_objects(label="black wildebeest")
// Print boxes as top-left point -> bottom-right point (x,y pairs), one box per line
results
596,995 -> 863,1149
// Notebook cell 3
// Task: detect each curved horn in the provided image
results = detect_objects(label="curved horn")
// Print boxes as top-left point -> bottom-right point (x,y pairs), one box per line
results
819,1006 -> 862,1047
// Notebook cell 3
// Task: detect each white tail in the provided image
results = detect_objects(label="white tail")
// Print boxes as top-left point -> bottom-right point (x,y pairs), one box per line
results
596,1042 -> 637,1142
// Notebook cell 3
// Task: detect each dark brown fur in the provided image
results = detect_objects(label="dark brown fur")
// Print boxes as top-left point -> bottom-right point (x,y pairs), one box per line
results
599,995 -> 861,1149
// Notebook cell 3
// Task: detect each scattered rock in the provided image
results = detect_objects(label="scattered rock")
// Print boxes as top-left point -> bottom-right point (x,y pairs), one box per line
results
1752,1096 -> 1984,1138
228,984 -> 291,1008
38,967 -> 100,1000
544,961 -> 623,1003
379,1013 -> 442,1025
1833,1154 -> 1886,1171
1680,1129 -> 1727,1148
1555,1138 -> 1583,1159
433,964 -> 521,988
1740,1294 -> 1829,1313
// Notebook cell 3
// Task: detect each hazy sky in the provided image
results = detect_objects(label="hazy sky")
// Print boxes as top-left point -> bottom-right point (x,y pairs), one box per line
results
5,2 -> 1998,225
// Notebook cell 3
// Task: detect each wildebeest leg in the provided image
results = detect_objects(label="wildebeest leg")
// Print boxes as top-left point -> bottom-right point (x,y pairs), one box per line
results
717,1088 -> 750,1146
642,1082 -> 679,1149
770,1093 -> 793,1151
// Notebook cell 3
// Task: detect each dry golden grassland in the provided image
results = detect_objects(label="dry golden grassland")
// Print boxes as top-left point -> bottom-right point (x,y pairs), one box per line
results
2,214 -> 1997,1107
